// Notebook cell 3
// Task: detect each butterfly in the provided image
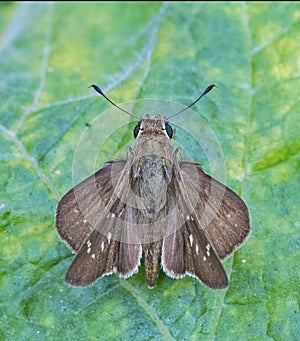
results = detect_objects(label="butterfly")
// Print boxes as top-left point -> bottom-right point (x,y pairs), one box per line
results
56,84 -> 250,289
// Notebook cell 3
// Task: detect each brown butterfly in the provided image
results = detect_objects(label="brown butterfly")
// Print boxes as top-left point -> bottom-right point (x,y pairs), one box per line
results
56,84 -> 250,289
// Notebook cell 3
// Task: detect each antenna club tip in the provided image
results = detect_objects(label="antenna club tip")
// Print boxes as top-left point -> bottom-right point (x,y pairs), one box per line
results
89,84 -> 105,96
208,84 -> 218,90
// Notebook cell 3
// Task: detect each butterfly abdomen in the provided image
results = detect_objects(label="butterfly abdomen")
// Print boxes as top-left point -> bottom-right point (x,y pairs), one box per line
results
142,240 -> 162,288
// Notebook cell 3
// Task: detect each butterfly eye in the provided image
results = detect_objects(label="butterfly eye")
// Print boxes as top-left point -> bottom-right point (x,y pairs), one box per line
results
133,122 -> 141,138
165,122 -> 173,138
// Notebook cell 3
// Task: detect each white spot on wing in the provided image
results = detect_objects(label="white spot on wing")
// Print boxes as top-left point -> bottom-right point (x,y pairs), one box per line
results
206,243 -> 210,251
203,256 -> 207,261
190,216 -> 194,221
101,241 -> 105,252
118,208 -> 124,217
195,244 -> 199,255
186,215 -> 190,220
206,250 -> 210,257
91,253 -> 95,259
189,234 -> 193,247
87,247 -> 91,254
107,232 -> 112,245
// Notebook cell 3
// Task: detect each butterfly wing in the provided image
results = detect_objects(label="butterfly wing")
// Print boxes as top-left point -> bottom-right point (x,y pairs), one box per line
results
162,215 -> 228,289
56,160 -> 142,286
56,160 -> 125,251
162,159 -> 249,289
162,177 -> 228,289
65,226 -> 142,286
179,161 -> 250,259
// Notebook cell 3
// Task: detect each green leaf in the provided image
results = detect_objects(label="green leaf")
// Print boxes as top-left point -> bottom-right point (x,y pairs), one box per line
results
1,2 -> 299,340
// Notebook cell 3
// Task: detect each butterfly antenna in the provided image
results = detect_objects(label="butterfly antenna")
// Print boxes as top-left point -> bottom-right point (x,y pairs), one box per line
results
90,84 -> 139,119
166,84 -> 217,120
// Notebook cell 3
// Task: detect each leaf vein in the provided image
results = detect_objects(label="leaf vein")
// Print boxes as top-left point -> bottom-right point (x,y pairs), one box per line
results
120,280 -> 175,341
15,4 -> 55,133
0,124 -> 60,199
28,2 -> 169,116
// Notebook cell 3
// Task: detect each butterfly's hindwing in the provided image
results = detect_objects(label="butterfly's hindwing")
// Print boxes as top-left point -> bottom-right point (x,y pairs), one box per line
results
65,212 -> 143,286
65,228 -> 119,286
161,196 -> 228,289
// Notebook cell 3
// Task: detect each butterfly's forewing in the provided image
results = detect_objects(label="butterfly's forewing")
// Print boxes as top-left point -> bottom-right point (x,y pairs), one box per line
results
56,160 -> 125,251
179,162 -> 250,259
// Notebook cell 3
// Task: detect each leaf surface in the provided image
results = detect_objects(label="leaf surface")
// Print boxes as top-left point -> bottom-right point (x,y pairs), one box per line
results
0,2 -> 299,340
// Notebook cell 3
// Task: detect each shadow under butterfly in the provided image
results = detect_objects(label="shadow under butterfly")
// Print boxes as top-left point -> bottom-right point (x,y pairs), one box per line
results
56,84 -> 250,289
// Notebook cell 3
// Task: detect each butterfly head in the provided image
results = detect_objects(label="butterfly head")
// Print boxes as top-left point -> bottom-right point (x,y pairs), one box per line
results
133,114 -> 173,139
